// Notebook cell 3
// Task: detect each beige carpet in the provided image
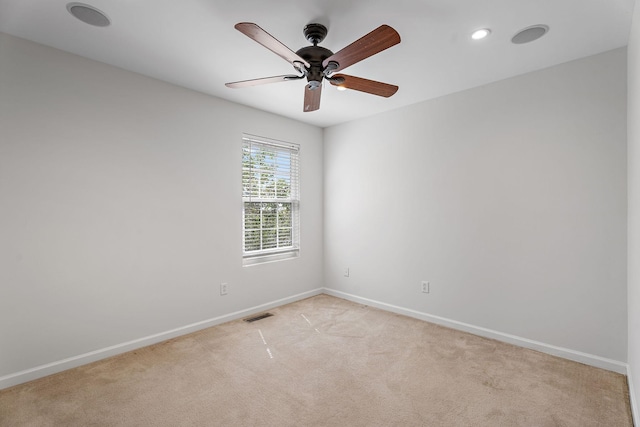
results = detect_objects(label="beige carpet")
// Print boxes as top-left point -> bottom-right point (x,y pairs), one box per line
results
0,295 -> 633,426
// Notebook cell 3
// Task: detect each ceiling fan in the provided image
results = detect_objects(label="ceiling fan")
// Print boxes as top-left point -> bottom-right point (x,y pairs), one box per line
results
225,22 -> 401,112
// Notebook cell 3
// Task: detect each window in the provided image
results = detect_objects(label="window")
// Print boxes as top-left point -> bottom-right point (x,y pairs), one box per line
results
242,134 -> 299,265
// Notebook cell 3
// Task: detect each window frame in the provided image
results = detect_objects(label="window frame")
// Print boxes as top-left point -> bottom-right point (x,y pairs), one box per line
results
241,134 -> 300,266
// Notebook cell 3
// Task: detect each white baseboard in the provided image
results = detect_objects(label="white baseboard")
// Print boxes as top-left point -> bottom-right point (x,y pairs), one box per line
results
0,288 -> 323,390
629,365 -> 639,427
323,288 -> 628,375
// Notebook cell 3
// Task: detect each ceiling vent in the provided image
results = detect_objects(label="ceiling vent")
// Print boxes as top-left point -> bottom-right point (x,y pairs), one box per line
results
66,3 -> 110,27
511,25 -> 549,44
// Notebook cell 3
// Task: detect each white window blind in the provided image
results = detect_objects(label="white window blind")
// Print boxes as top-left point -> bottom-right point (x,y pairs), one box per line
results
242,134 -> 300,264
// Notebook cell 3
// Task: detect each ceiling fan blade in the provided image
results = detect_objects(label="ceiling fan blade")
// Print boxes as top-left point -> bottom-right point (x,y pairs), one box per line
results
225,75 -> 304,88
329,74 -> 398,97
322,25 -> 400,73
303,83 -> 322,112
235,23 -> 310,69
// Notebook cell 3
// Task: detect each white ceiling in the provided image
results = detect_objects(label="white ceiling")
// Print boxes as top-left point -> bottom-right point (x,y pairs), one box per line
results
0,0 -> 635,128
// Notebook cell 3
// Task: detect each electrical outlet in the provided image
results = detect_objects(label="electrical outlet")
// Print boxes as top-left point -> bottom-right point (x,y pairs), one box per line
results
421,281 -> 429,293
344,268 -> 350,277
220,283 -> 228,296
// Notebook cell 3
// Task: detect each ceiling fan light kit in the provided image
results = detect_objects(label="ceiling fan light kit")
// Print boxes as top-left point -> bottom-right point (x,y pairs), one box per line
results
225,22 -> 401,112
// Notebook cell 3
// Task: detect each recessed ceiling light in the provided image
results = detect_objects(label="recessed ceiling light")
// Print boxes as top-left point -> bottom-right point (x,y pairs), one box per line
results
512,25 -> 549,44
66,3 -> 110,27
471,28 -> 491,40
336,86 -> 347,91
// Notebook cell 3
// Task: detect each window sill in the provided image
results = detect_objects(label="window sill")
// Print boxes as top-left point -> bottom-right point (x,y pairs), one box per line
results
242,249 -> 299,267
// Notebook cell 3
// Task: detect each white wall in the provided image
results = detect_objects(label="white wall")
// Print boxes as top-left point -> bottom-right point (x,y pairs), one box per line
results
0,33 -> 324,383
628,0 -> 640,421
324,48 -> 628,363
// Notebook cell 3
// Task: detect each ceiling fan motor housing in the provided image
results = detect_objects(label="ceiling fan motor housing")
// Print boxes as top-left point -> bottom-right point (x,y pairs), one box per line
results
296,45 -> 334,87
